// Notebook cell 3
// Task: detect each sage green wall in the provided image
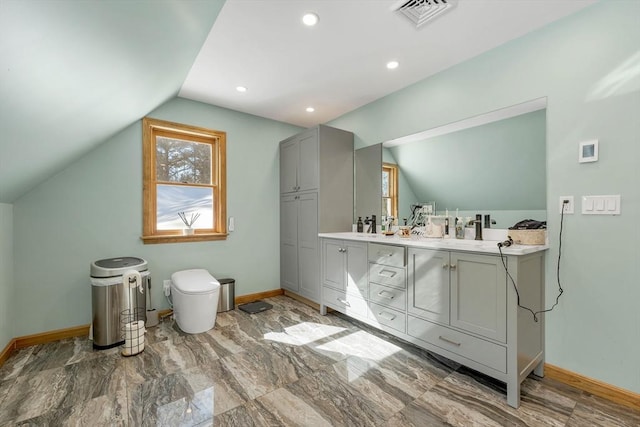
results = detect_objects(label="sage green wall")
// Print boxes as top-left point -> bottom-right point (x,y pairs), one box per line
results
13,97 -> 302,336
330,1 -> 640,393
0,203 -> 14,350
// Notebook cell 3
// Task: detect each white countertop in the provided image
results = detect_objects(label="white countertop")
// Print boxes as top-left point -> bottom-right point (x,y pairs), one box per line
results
318,232 -> 548,256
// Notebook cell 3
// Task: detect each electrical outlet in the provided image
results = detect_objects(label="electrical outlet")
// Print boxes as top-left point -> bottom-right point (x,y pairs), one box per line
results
163,280 -> 172,296
559,196 -> 574,214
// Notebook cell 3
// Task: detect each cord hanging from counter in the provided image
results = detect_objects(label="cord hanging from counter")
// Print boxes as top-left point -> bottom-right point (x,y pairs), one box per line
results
498,207 -> 566,322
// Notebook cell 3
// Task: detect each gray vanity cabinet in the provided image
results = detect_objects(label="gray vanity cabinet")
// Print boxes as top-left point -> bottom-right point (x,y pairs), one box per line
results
320,234 -> 545,408
279,125 -> 353,303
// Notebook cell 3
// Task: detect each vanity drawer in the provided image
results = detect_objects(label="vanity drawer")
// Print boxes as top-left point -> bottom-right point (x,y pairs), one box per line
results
369,263 -> 406,289
369,282 -> 406,311
369,302 -> 406,333
407,315 -> 506,373
323,286 -> 369,319
368,243 -> 406,267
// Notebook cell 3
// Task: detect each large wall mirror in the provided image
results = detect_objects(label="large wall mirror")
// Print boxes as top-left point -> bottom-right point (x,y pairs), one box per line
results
355,98 -> 547,229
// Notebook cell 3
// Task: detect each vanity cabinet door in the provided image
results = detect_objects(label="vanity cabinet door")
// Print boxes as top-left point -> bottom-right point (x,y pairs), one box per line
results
322,239 -> 346,290
408,248 -> 450,325
450,253 -> 506,342
322,239 -> 367,296
345,241 -> 368,298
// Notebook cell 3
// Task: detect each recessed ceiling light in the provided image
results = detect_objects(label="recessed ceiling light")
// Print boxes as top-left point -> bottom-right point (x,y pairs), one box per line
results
236,86 -> 247,93
302,12 -> 319,26
386,61 -> 399,70
306,107 -> 315,113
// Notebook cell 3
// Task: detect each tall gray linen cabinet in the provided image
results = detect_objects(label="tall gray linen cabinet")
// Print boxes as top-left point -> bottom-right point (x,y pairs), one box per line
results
279,125 -> 354,303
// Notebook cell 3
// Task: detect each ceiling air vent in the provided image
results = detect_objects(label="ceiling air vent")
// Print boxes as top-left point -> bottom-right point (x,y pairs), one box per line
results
393,0 -> 457,28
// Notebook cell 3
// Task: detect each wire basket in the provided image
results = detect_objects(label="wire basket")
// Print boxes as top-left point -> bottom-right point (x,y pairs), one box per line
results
121,307 -> 145,356
120,276 -> 145,357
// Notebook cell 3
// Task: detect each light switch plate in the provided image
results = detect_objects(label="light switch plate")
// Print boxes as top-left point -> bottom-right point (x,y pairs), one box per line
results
582,195 -> 620,215
559,196 -> 574,214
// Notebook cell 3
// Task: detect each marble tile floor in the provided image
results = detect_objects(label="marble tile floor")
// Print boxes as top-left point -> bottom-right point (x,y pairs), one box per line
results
0,295 -> 638,426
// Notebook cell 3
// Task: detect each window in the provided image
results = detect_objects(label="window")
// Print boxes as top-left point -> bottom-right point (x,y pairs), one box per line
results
142,117 -> 226,244
382,163 -> 398,220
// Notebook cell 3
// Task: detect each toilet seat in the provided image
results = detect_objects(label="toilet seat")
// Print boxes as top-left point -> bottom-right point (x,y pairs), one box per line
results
171,269 -> 220,295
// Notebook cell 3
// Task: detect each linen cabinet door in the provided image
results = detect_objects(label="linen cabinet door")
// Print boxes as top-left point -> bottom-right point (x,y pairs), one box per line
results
408,248 -> 450,325
297,192 -> 319,301
297,128 -> 319,192
322,239 -> 346,291
280,195 -> 298,292
280,138 -> 298,194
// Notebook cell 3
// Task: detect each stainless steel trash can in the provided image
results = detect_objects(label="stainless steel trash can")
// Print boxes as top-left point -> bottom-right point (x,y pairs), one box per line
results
217,278 -> 235,312
91,257 -> 148,349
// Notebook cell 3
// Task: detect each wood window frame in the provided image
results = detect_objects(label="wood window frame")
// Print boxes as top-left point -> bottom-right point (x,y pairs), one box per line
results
382,162 -> 398,220
141,117 -> 227,244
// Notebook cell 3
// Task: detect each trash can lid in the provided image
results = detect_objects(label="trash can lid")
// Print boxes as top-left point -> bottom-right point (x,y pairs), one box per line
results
91,257 -> 148,278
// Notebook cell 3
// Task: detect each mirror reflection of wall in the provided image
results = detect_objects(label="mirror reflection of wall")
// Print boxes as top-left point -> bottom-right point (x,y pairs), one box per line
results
354,143 -> 382,222
355,101 -> 547,229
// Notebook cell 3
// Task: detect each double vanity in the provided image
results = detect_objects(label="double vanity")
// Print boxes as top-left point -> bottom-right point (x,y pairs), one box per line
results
278,123 -> 549,408
318,232 -> 548,408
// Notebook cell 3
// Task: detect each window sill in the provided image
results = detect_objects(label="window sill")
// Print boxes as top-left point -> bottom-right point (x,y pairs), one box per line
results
141,233 -> 228,245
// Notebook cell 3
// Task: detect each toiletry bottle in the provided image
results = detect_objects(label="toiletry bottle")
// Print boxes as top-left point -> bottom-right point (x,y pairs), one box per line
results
426,216 -> 434,237
357,217 -> 363,233
455,218 -> 464,239
371,215 -> 377,234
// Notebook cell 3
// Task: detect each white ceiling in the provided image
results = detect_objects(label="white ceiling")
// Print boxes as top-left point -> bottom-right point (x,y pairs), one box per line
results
0,0 -> 596,203
179,0 -> 596,128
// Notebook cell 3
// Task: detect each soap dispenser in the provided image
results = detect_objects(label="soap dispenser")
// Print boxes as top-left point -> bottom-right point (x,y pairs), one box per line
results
357,217 -> 363,233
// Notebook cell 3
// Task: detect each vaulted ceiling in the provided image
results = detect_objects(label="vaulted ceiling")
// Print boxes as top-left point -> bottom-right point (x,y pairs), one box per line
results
0,0 -> 595,203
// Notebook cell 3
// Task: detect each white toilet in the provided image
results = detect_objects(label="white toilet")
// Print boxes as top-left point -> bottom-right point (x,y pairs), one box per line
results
170,269 -> 220,334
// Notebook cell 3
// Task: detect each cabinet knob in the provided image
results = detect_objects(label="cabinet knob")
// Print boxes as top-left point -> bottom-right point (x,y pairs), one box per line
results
442,263 -> 449,269
449,264 -> 457,270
